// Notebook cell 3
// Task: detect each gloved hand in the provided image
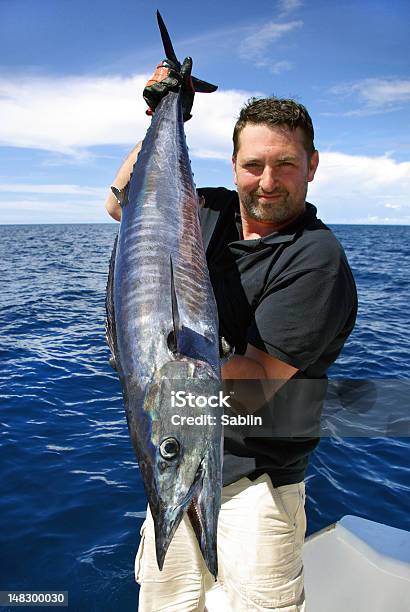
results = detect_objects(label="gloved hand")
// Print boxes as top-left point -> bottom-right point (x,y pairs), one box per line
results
143,56 -> 195,121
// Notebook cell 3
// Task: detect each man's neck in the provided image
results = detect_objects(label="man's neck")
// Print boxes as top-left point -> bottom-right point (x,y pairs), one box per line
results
239,203 -> 306,240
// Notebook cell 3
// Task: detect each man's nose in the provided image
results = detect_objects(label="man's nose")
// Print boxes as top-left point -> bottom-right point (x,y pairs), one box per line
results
259,167 -> 277,193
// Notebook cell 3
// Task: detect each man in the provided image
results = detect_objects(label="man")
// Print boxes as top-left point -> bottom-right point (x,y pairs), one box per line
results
105,63 -> 357,611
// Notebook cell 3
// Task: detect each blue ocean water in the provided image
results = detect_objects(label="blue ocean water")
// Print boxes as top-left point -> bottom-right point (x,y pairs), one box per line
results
0,222 -> 409,611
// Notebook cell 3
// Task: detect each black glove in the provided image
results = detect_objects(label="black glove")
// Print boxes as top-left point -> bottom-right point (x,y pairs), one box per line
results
143,56 -> 195,121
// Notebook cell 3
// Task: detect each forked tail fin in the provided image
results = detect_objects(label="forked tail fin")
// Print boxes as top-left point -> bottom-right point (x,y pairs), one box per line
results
156,10 -> 218,94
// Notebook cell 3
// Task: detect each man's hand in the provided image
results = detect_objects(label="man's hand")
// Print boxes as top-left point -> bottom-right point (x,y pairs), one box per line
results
143,57 -> 195,121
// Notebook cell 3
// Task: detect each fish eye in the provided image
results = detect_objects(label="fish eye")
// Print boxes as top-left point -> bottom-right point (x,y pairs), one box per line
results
159,437 -> 180,460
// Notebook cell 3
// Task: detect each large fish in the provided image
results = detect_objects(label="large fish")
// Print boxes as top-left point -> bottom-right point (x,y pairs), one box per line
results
105,12 -> 222,577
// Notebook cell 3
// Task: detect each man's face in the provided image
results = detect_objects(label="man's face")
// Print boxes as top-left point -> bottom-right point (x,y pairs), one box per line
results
232,123 -> 319,227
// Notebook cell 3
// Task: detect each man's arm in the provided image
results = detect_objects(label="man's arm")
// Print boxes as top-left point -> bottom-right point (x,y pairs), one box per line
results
107,49 -> 209,222
221,344 -> 298,414
105,142 -> 142,221
222,344 -> 298,381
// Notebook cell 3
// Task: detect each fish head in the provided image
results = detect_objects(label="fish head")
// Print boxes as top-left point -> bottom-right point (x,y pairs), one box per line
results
141,358 -> 223,577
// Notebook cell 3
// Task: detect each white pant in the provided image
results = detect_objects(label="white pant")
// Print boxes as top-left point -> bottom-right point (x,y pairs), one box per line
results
135,474 -> 306,611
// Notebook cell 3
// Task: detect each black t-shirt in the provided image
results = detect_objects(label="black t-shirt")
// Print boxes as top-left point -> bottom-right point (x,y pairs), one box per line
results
198,187 -> 358,486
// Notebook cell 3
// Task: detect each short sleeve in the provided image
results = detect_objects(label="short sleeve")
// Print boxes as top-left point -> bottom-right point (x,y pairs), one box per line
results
246,265 -> 354,371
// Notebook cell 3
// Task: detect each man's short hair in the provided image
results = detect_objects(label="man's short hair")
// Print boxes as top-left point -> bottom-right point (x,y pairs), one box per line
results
233,97 -> 316,157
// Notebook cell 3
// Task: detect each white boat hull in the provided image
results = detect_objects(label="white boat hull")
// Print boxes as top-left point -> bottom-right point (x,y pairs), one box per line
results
204,515 -> 410,611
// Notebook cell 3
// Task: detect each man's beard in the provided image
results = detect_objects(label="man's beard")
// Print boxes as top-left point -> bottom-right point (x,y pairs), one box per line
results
239,188 -> 307,224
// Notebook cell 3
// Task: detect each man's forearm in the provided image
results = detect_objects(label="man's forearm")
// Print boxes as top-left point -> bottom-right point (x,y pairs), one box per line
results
105,142 -> 142,221
221,354 -> 266,379
221,351 -> 296,413
221,355 -> 272,415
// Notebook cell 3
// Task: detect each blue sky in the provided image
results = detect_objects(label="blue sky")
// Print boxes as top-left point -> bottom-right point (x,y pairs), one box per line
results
1,0 -> 409,224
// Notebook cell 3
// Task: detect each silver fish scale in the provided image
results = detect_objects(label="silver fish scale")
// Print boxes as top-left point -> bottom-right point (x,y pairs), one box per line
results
114,92 -> 219,383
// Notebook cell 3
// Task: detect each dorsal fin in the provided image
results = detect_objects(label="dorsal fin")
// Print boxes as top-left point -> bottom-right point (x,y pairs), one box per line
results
169,255 -> 180,354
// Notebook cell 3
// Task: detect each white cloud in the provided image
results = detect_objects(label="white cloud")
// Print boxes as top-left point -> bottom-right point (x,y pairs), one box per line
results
0,74 -> 151,155
278,0 -> 302,15
185,89 -> 258,160
0,73 -> 252,159
158,14 -> 300,73
0,75 -> 252,223
357,79 -> 410,106
266,60 -> 293,75
308,151 -> 410,224
329,78 -> 410,115
0,183 -> 106,196
1,73 -> 410,225
239,20 -> 303,61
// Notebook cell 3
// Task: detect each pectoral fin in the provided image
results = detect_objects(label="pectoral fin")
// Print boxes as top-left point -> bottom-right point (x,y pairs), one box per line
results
111,182 -> 130,208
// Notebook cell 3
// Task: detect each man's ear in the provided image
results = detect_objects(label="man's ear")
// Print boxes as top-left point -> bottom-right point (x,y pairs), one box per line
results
308,150 -> 319,182
232,156 -> 238,185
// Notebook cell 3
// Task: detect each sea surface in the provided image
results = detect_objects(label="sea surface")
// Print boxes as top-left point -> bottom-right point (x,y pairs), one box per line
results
0,223 -> 409,611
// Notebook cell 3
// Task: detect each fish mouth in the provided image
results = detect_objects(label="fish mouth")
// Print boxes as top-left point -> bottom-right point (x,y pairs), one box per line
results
154,458 -> 204,569
154,457 -> 219,578
187,494 -> 218,578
